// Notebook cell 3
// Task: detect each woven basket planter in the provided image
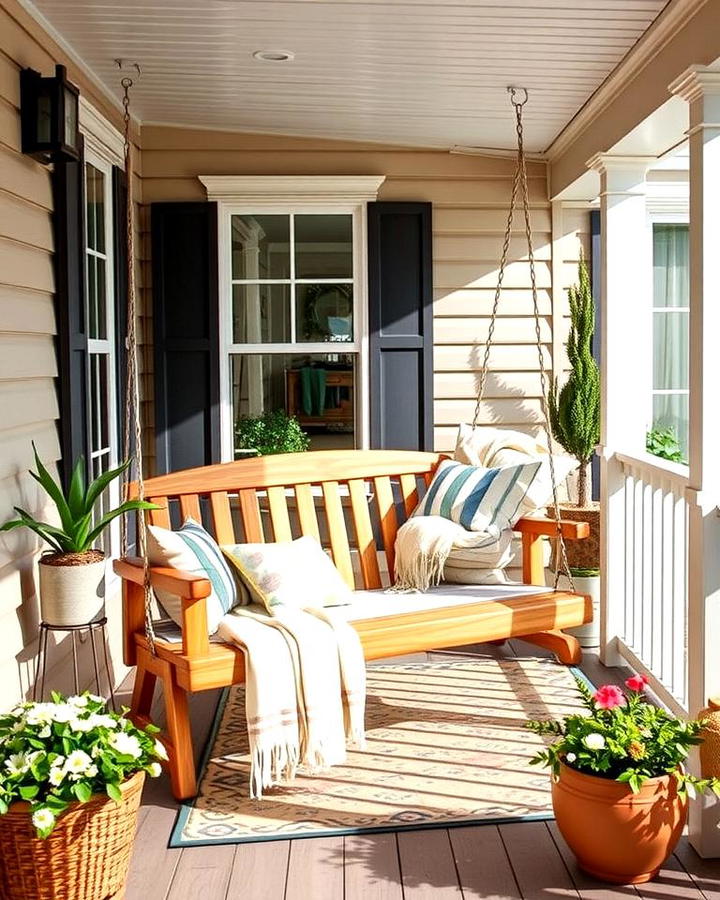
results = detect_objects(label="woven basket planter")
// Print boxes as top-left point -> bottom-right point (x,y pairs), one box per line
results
548,503 -> 600,572
0,770 -> 144,900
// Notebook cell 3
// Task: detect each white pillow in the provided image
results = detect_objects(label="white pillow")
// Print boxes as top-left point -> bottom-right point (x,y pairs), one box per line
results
222,535 -> 353,614
454,424 -> 577,515
146,518 -> 238,634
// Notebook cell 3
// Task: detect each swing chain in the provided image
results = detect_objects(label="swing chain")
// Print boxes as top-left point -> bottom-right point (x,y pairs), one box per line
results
474,89 -> 574,591
119,74 -> 157,653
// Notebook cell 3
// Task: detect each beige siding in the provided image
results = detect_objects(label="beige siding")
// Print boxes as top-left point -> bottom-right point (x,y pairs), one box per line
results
0,0 -> 133,708
139,125 -> 560,461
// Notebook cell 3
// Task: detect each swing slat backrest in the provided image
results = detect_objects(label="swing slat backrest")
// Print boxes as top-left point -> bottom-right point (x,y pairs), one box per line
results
138,450 -> 443,592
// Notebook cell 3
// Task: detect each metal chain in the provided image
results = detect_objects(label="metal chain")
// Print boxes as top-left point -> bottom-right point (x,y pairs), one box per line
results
119,74 -> 157,653
475,88 -> 574,591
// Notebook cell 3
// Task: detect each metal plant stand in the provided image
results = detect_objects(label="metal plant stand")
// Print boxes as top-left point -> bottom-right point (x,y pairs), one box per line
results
33,618 -> 116,710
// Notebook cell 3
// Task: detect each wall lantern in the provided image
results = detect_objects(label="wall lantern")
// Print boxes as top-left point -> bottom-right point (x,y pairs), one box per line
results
20,64 -> 80,164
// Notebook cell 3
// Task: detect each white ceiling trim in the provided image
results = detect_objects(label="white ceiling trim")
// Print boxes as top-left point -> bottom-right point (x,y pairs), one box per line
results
545,0 -> 710,160
199,175 -> 386,205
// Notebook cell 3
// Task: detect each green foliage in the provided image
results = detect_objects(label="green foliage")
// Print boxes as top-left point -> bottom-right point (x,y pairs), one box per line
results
0,445 -> 158,555
235,410 -> 311,456
646,425 -> 687,465
548,259 -> 601,506
527,675 -> 720,798
0,692 -> 165,837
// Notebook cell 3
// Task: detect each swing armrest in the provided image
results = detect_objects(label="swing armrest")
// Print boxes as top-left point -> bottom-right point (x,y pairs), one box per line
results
514,517 -> 590,540
114,557 -> 212,662
113,557 -> 213,598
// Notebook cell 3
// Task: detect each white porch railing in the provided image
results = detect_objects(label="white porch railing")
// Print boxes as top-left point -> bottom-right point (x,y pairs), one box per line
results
610,452 -> 690,713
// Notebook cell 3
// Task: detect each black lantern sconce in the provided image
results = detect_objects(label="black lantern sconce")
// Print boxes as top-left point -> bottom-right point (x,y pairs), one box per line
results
20,64 -> 80,164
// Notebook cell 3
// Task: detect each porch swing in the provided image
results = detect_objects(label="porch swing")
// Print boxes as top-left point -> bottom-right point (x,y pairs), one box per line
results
113,85 -> 592,800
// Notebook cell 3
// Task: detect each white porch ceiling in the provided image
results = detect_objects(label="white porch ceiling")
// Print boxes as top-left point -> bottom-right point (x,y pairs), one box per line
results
28,0 -> 669,152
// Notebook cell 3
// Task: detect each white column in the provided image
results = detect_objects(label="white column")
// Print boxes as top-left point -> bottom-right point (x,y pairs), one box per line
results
670,66 -> 720,858
587,155 -> 653,667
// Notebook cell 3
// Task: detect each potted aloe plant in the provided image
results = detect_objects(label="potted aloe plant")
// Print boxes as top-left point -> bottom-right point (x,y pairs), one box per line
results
0,445 -> 157,627
529,675 -> 720,884
0,691 -> 165,899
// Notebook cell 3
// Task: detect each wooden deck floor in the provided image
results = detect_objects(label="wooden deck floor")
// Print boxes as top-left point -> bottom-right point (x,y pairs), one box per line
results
121,641 -> 720,900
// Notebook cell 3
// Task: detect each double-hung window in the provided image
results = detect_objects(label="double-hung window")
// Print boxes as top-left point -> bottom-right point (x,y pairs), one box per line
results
83,151 -> 119,547
221,209 -> 363,457
652,223 -> 689,457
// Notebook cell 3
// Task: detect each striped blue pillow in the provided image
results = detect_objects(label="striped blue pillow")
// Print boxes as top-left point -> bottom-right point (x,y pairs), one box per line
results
147,518 -> 237,634
414,459 -> 542,536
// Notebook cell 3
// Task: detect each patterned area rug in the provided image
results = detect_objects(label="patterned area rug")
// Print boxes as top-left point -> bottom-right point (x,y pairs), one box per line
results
170,656 -> 586,847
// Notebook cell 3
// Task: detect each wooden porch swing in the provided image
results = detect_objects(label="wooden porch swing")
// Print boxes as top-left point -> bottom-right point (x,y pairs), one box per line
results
113,84 -> 591,800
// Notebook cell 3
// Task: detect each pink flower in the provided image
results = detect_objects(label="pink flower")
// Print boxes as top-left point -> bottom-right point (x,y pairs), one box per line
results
593,684 -> 626,710
625,674 -> 650,693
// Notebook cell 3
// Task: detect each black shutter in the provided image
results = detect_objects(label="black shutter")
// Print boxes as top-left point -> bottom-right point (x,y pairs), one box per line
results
112,166 -> 128,452
367,202 -> 433,450
152,202 -> 220,474
53,139 -> 89,486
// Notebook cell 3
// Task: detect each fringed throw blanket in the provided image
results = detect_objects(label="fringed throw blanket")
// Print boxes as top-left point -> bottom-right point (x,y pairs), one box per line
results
217,604 -> 365,798
393,516 -> 511,592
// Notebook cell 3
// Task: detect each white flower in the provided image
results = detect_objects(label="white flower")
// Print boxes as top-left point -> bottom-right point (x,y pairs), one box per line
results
84,764 -> 98,778
5,753 -> 30,776
10,720 -> 24,733
38,725 -> 51,739
48,767 -> 65,787
85,694 -> 104,705
69,717 -> 95,734
25,704 -> 54,726
32,808 -> 55,831
89,714 -> 117,730
50,704 -> 76,724
67,695 -> 88,708
109,732 -> 142,759
153,739 -> 168,761
147,762 -> 162,778
65,749 -> 93,775
584,733 -> 606,751
565,753 -> 577,763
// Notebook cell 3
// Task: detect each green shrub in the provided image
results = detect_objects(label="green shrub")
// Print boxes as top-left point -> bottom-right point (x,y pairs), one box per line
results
235,410 -> 310,456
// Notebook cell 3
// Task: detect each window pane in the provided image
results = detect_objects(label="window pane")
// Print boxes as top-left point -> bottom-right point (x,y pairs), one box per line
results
230,353 -> 355,452
653,311 -> 688,390
231,215 -> 290,280
295,214 -> 353,279
87,256 -> 98,339
296,284 -> 353,342
653,393 -> 688,459
86,164 -> 105,254
653,224 -> 688,308
232,284 -> 290,343
89,354 -> 109,453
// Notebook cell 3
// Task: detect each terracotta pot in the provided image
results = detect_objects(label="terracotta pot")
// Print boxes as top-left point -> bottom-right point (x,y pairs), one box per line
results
551,762 -> 687,884
0,770 -> 144,899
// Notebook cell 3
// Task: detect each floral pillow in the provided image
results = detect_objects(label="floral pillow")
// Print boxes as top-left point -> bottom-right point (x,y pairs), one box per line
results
222,535 -> 353,614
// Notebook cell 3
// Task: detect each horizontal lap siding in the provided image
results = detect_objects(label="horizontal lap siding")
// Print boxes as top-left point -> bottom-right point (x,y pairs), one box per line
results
139,126 -> 559,461
0,0 -> 134,708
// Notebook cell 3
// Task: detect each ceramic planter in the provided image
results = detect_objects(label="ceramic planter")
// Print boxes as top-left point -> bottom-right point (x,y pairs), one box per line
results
38,554 -> 106,626
568,574 -> 600,648
551,762 -> 687,884
0,771 -> 144,900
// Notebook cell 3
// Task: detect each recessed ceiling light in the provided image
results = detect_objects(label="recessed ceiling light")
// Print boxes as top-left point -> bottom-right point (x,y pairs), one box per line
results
253,50 -> 295,62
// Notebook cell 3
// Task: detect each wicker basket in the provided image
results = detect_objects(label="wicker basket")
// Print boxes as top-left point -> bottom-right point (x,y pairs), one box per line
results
0,770 -> 145,900
548,503 -> 601,572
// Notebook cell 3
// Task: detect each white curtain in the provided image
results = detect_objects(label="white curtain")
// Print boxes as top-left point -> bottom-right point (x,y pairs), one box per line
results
652,225 -> 689,454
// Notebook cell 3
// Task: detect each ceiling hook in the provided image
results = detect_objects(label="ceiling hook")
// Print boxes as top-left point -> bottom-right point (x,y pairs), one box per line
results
507,86 -> 529,107
115,58 -> 141,78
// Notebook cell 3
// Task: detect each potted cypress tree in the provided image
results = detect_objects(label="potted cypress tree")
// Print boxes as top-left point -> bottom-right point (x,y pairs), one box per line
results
0,446 -> 157,627
548,258 -> 601,645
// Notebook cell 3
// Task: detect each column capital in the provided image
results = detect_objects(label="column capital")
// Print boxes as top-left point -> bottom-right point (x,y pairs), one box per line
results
669,66 -> 720,104
586,153 -> 654,176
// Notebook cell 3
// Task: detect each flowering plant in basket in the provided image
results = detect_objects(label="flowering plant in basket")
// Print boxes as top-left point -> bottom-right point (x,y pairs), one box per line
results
528,674 -> 720,797
0,692 -> 166,837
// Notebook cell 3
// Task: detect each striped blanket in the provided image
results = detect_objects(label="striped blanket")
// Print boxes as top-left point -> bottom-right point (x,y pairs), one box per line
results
217,604 -> 365,798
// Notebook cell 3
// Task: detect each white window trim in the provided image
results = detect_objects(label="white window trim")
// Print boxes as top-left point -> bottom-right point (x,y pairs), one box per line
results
80,105 -> 123,572
647,194 -> 690,459
200,176 -> 386,462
